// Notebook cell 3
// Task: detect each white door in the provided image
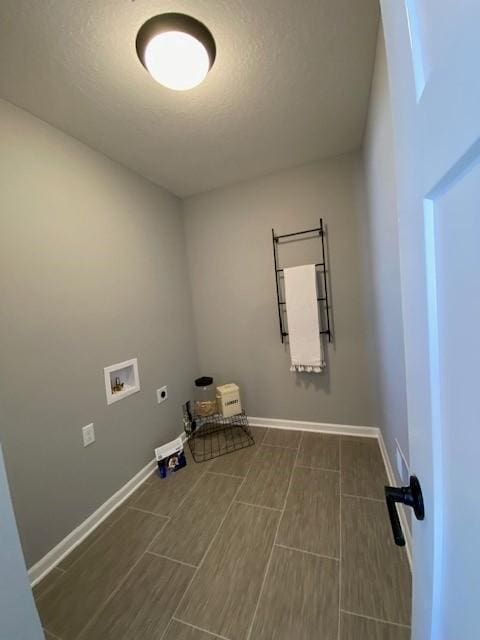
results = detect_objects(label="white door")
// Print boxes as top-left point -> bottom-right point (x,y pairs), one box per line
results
0,444 -> 44,639
381,1 -> 480,639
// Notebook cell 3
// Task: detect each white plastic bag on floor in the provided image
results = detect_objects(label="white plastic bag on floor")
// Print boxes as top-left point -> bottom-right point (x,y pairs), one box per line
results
155,437 -> 187,479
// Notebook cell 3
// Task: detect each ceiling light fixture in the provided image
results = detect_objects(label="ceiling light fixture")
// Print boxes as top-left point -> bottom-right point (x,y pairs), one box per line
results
136,13 -> 216,91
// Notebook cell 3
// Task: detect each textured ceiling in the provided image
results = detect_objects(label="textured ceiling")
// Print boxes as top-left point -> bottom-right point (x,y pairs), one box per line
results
0,0 -> 379,196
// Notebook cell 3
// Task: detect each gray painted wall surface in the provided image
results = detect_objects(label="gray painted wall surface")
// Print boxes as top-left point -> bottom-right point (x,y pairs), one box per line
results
362,26 -> 410,472
0,99 -> 198,566
0,40 -> 408,571
183,154 -> 378,426
0,445 -> 43,639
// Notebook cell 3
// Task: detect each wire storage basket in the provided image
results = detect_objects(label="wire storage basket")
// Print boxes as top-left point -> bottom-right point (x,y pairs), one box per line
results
183,402 -> 255,463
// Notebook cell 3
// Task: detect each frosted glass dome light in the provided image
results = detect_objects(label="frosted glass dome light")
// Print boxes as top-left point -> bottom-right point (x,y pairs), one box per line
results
136,14 -> 216,91
144,31 -> 209,90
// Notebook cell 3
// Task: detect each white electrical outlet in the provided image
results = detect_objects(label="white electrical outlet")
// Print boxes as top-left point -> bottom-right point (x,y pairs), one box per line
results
82,423 -> 95,447
157,386 -> 168,404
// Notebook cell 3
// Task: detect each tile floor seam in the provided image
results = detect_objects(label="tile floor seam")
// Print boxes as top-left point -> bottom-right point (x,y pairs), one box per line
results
43,429 -> 411,638
144,467 -> 209,552
212,440 -> 262,479
145,550 -> 198,569
73,515 -> 170,640
260,442 -> 299,451
158,468 -> 251,640
244,430 -> 303,640
171,617 -> 233,640
340,609 -> 411,629
341,493 -> 384,503
340,493 -> 412,626
338,435 -> 342,640
165,467 -> 209,517
207,470 -> 245,480
242,436 -> 265,484
234,500 -> 283,512
34,565 -> 68,603
145,467 -> 245,560
242,441 -> 263,475
141,516 -> 172,556
128,505 -> 172,517
274,542 -> 339,562
295,463 -> 340,473
55,496 -> 152,575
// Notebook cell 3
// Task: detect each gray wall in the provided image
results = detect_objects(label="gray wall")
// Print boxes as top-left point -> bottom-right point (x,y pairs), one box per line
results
362,26 -> 410,472
0,99 -> 198,566
183,154 -> 378,426
0,33 -> 409,570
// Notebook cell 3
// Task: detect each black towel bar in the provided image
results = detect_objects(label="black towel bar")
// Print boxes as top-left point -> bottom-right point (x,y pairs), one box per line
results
272,218 -> 332,344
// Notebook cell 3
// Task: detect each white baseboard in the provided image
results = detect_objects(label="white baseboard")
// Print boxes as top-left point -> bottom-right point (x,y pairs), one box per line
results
28,458 -> 157,586
249,416 -> 379,438
30,418 -> 410,587
377,431 -> 412,569
253,415 -> 412,570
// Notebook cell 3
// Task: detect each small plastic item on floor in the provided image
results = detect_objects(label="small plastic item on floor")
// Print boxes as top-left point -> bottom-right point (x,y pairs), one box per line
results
216,383 -> 242,417
155,436 -> 187,478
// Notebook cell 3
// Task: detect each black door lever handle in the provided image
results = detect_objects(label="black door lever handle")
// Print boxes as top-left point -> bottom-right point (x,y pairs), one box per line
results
385,475 -> 424,546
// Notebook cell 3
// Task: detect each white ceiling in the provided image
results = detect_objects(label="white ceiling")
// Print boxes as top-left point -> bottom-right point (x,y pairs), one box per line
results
0,0 -> 379,196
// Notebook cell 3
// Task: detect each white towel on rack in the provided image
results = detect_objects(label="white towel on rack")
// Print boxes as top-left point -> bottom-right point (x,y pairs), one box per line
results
284,264 -> 326,373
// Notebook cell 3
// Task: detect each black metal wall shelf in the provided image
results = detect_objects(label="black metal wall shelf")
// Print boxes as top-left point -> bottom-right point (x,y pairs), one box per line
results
272,218 -> 332,344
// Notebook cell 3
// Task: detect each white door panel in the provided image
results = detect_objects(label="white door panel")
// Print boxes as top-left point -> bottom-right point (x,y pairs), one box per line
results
433,158 -> 480,638
381,1 -> 480,638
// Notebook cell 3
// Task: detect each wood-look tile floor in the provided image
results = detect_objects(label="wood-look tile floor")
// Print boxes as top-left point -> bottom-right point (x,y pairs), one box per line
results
34,429 -> 411,640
